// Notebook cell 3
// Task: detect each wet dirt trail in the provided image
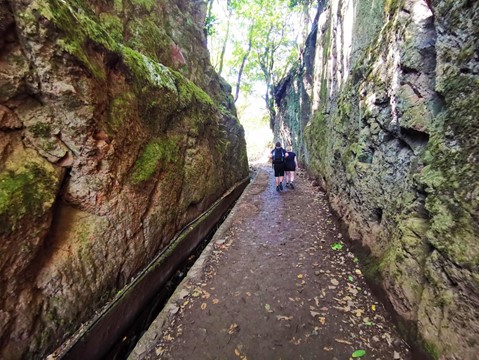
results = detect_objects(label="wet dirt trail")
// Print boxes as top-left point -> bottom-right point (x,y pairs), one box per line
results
130,165 -> 412,360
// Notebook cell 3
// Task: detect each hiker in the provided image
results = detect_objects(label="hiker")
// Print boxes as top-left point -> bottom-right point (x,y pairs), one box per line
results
269,141 -> 288,192
285,146 -> 298,189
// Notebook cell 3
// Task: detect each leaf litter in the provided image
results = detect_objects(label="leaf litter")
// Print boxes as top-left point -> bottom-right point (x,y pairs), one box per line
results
143,166 -> 413,360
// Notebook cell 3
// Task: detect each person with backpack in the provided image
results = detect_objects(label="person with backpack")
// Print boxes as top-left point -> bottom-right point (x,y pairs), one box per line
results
269,141 -> 288,192
285,146 -> 298,189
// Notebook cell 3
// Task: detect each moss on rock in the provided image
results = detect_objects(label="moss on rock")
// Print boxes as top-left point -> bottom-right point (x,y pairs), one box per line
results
107,91 -> 136,132
130,137 -> 179,185
130,0 -> 156,12
0,152 -> 59,234
98,13 -> 123,43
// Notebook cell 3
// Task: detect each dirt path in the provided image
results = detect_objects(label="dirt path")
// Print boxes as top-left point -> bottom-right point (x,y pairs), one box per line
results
130,165 -> 412,360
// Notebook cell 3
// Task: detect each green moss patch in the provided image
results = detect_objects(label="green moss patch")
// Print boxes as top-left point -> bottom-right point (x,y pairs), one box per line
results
107,91 -> 136,132
176,74 -> 214,109
30,123 -> 52,138
130,137 -> 179,185
98,13 -> 123,43
125,17 -> 170,61
130,0 -> 156,12
0,160 -> 59,234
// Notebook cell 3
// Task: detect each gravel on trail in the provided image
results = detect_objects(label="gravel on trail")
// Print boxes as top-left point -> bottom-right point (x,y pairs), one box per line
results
129,165 -> 412,360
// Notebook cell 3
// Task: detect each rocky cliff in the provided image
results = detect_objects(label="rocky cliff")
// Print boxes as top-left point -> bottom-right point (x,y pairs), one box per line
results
0,0 -> 248,357
274,0 -> 478,359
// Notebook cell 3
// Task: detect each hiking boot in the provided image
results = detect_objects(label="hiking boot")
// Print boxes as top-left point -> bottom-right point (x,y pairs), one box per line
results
276,186 -> 280,192
290,183 -> 295,189
279,183 -> 283,191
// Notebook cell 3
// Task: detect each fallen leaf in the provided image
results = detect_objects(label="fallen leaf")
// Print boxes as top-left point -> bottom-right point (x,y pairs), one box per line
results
355,269 -> 362,275
382,332 -> 393,345
335,338 -> 352,345
371,304 -> 376,311
318,317 -> 326,325
201,303 -> 207,310
212,298 -> 220,304
354,309 -> 365,317
234,348 -> 241,356
323,347 -> 333,351
331,243 -> 343,250
276,315 -> 293,321
265,304 -> 273,312
290,337 -> 302,345
297,274 -> 304,279
228,323 -> 239,334
351,349 -> 366,358
363,317 -> 372,326
331,279 -> 339,286
348,275 -> 354,282
246,292 -> 251,297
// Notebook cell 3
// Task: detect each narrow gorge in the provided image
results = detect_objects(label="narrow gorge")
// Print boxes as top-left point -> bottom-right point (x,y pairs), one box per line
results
0,0 -> 477,359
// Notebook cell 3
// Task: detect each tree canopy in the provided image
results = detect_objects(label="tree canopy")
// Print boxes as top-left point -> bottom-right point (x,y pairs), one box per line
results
206,0 -> 316,114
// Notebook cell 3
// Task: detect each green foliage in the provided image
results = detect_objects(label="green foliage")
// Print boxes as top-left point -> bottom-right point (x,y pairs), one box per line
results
204,14 -> 217,36
208,0 -> 308,105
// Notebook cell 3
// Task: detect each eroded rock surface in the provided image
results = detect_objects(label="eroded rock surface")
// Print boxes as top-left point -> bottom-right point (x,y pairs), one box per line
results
0,0 -> 248,357
273,0 -> 478,359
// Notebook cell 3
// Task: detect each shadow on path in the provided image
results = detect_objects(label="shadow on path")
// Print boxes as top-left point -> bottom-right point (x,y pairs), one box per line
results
130,165 -> 412,360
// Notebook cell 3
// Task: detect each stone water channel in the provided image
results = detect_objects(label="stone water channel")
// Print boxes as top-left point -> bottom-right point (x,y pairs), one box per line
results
48,178 -> 250,360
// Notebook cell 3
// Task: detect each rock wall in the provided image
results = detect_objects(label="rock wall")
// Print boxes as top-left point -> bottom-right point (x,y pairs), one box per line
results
273,0 -> 479,359
0,0 -> 248,357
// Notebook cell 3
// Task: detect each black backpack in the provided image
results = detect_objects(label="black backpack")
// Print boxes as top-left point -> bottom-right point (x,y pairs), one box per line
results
272,148 -> 284,164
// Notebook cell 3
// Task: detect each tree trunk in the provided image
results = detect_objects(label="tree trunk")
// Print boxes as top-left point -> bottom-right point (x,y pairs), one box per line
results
234,28 -> 253,102
218,7 -> 232,76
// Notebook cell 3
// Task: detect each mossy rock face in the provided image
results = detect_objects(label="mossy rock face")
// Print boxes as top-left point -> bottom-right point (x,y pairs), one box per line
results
130,137 -> 179,185
1,0 -> 248,358
0,138 -> 63,301
0,145 -> 60,235
276,0 -> 479,358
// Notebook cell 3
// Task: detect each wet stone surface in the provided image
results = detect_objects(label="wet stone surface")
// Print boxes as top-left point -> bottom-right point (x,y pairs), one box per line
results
131,165 -> 412,360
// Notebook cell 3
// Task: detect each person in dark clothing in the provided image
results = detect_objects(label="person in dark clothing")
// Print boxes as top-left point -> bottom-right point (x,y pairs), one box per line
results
285,146 -> 298,189
269,141 -> 288,192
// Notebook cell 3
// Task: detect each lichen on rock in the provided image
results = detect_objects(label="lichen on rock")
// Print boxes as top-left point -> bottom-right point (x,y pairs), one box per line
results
274,0 -> 479,358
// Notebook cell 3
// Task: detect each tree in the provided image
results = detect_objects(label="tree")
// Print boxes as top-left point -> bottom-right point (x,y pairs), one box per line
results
208,0 -> 314,114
